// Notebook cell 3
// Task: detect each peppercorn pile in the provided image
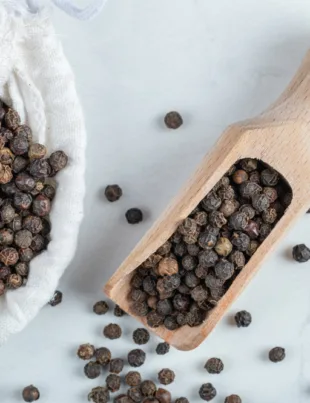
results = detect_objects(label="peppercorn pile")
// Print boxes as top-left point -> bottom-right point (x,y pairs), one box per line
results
128,158 -> 292,330
0,103 -> 68,294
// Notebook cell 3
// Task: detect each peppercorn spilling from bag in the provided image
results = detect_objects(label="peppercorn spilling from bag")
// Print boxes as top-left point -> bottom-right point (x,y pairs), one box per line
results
0,105 -> 69,295
127,158 -> 291,330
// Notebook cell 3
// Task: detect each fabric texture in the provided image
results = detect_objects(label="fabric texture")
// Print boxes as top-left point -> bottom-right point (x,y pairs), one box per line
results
0,4 -> 86,344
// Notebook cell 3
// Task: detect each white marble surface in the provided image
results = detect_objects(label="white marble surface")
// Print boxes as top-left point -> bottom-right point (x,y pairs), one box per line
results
1,1 -> 310,402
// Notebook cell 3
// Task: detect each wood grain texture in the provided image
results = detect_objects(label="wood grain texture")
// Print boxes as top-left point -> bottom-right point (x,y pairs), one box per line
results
104,51 -> 310,351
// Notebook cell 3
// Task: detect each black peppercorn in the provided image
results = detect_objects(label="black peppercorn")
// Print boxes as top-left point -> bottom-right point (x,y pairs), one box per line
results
77,343 -> 95,360
157,299 -> 173,316
133,328 -> 150,345
126,371 -> 142,387
156,342 -> 170,355
48,290 -> 62,306
195,265 -> 209,279
12,156 -> 28,173
32,194 -> 50,216
114,304 -> 125,317
201,192 -> 221,212
158,369 -> 175,385
199,383 -> 217,401
229,250 -> 245,269
103,323 -> 122,339
175,398 -> 189,403
131,301 -> 149,317
42,185 -> 56,200
208,210 -> 227,228
240,158 -> 257,172
193,211 -> 208,226
187,243 -> 200,256
204,357 -> 224,374
84,361 -> 101,379
239,181 -> 262,199
214,259 -> 234,280
0,247 -> 19,266
229,212 -> 249,231
224,395 -> 242,403
109,358 -> 124,374
164,111 -> 183,129
22,385 -> 40,402
182,254 -> 197,271
261,168 -> 279,186
205,273 -> 224,289
49,150 -> 68,172
292,244 -> 310,262
235,310 -> 252,327
252,193 -> 270,212
126,208 -> 143,224
191,285 -> 208,302
88,387 -> 110,403
147,311 -> 165,328
174,242 -> 187,257
106,374 -> 121,392
141,380 -> 157,397
219,199 -> 239,217
14,192 -> 32,211
23,215 -> 43,234
10,135 -> 29,155
198,231 -> 217,250
29,159 -> 51,179
1,204 -> 15,223
156,388 -> 171,403
105,184 -> 123,202
128,349 -> 146,367
0,228 -> 13,245
269,347 -> 285,362
95,347 -> 111,365
232,169 -> 248,184
164,316 -> 179,330
19,247 -> 34,262
127,386 -> 143,403
15,229 -> 32,248
231,232 -> 250,251
93,300 -> 109,315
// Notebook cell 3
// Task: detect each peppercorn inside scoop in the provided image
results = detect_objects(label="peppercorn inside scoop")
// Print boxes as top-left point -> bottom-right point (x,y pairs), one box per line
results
127,158 -> 292,330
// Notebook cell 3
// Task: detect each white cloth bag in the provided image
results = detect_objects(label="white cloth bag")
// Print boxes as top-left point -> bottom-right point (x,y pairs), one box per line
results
0,3 -> 86,344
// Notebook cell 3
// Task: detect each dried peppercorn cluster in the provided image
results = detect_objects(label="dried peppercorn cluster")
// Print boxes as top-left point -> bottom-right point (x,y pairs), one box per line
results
128,158 -> 292,330
0,103 -> 68,294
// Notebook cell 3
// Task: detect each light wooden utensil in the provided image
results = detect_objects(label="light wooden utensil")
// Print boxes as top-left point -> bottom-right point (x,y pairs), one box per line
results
105,51 -> 310,351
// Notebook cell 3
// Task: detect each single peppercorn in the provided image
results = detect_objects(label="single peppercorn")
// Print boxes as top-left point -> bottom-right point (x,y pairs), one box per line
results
114,304 -> 125,317
12,156 -> 28,173
215,237 -> 232,257
199,383 -> 217,401
125,371 -> 142,387
95,347 -> 112,365
208,211 -> 227,228
15,229 -> 32,248
29,159 -> 52,179
261,168 -> 279,186
224,395 -> 242,403
235,310 -> 252,327
219,199 -> 239,217
110,358 -> 124,374
84,361 -> 101,379
156,388 -> 171,403
77,343 -> 95,360
141,380 -> 157,397
157,299 -> 173,316
128,349 -> 146,367
156,342 -> 170,355
239,181 -> 262,199
48,290 -> 62,306
106,374 -> 121,392
126,208 -> 143,224
19,247 -> 34,262
187,243 -> 200,256
292,244 -> 310,263
198,231 -> 217,250
205,274 -> 224,289
252,193 -> 270,213
15,172 -> 36,192
28,143 -> 47,160
229,212 -> 249,231
93,300 -> 109,315
0,247 -> 19,265
1,204 -> 15,223
231,232 -> 250,251
194,211 -> 208,226
232,169 -> 248,184
0,228 -> 13,245
158,257 -> 178,276
175,398 -> 189,403
269,347 -> 286,363
88,387 -> 110,403
204,357 -> 224,374
229,250 -> 245,269
131,301 -> 149,317
105,184 -> 122,202
164,316 -> 179,330
22,385 -> 40,402
127,386 -> 143,403
164,111 -> 183,129
214,259 -> 234,280
23,215 -> 43,234
49,150 -> 68,172
103,323 -> 122,340
240,158 -> 257,172
32,194 -> 51,216
10,135 -> 29,155
158,369 -> 175,385
133,328 -> 150,345
42,185 -> 56,200
201,192 -> 221,212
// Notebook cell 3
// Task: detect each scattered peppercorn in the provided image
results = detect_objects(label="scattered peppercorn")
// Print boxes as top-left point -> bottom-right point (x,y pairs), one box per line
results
158,369 -> 175,385
84,361 -> 101,379
269,347 -> 285,363
48,290 -> 62,306
292,244 -> 310,263
204,357 -> 224,374
224,395 -> 242,403
156,342 -> 170,355
141,380 -> 157,396
88,387 -> 110,403
235,310 -> 252,327
156,388 -> 171,403
126,208 -> 143,224
105,184 -> 123,202
125,371 -> 142,387
109,358 -> 124,374
103,323 -> 122,340
175,398 -> 189,403
199,383 -> 217,401
93,300 -> 109,315
77,343 -> 95,360
164,111 -> 183,129
95,347 -> 111,365
106,374 -> 121,392
114,304 -> 125,317
22,385 -> 40,402
133,328 -> 150,345
128,349 -> 146,367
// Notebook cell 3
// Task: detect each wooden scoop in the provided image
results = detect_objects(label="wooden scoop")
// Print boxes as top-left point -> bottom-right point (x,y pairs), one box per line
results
105,51 -> 310,351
